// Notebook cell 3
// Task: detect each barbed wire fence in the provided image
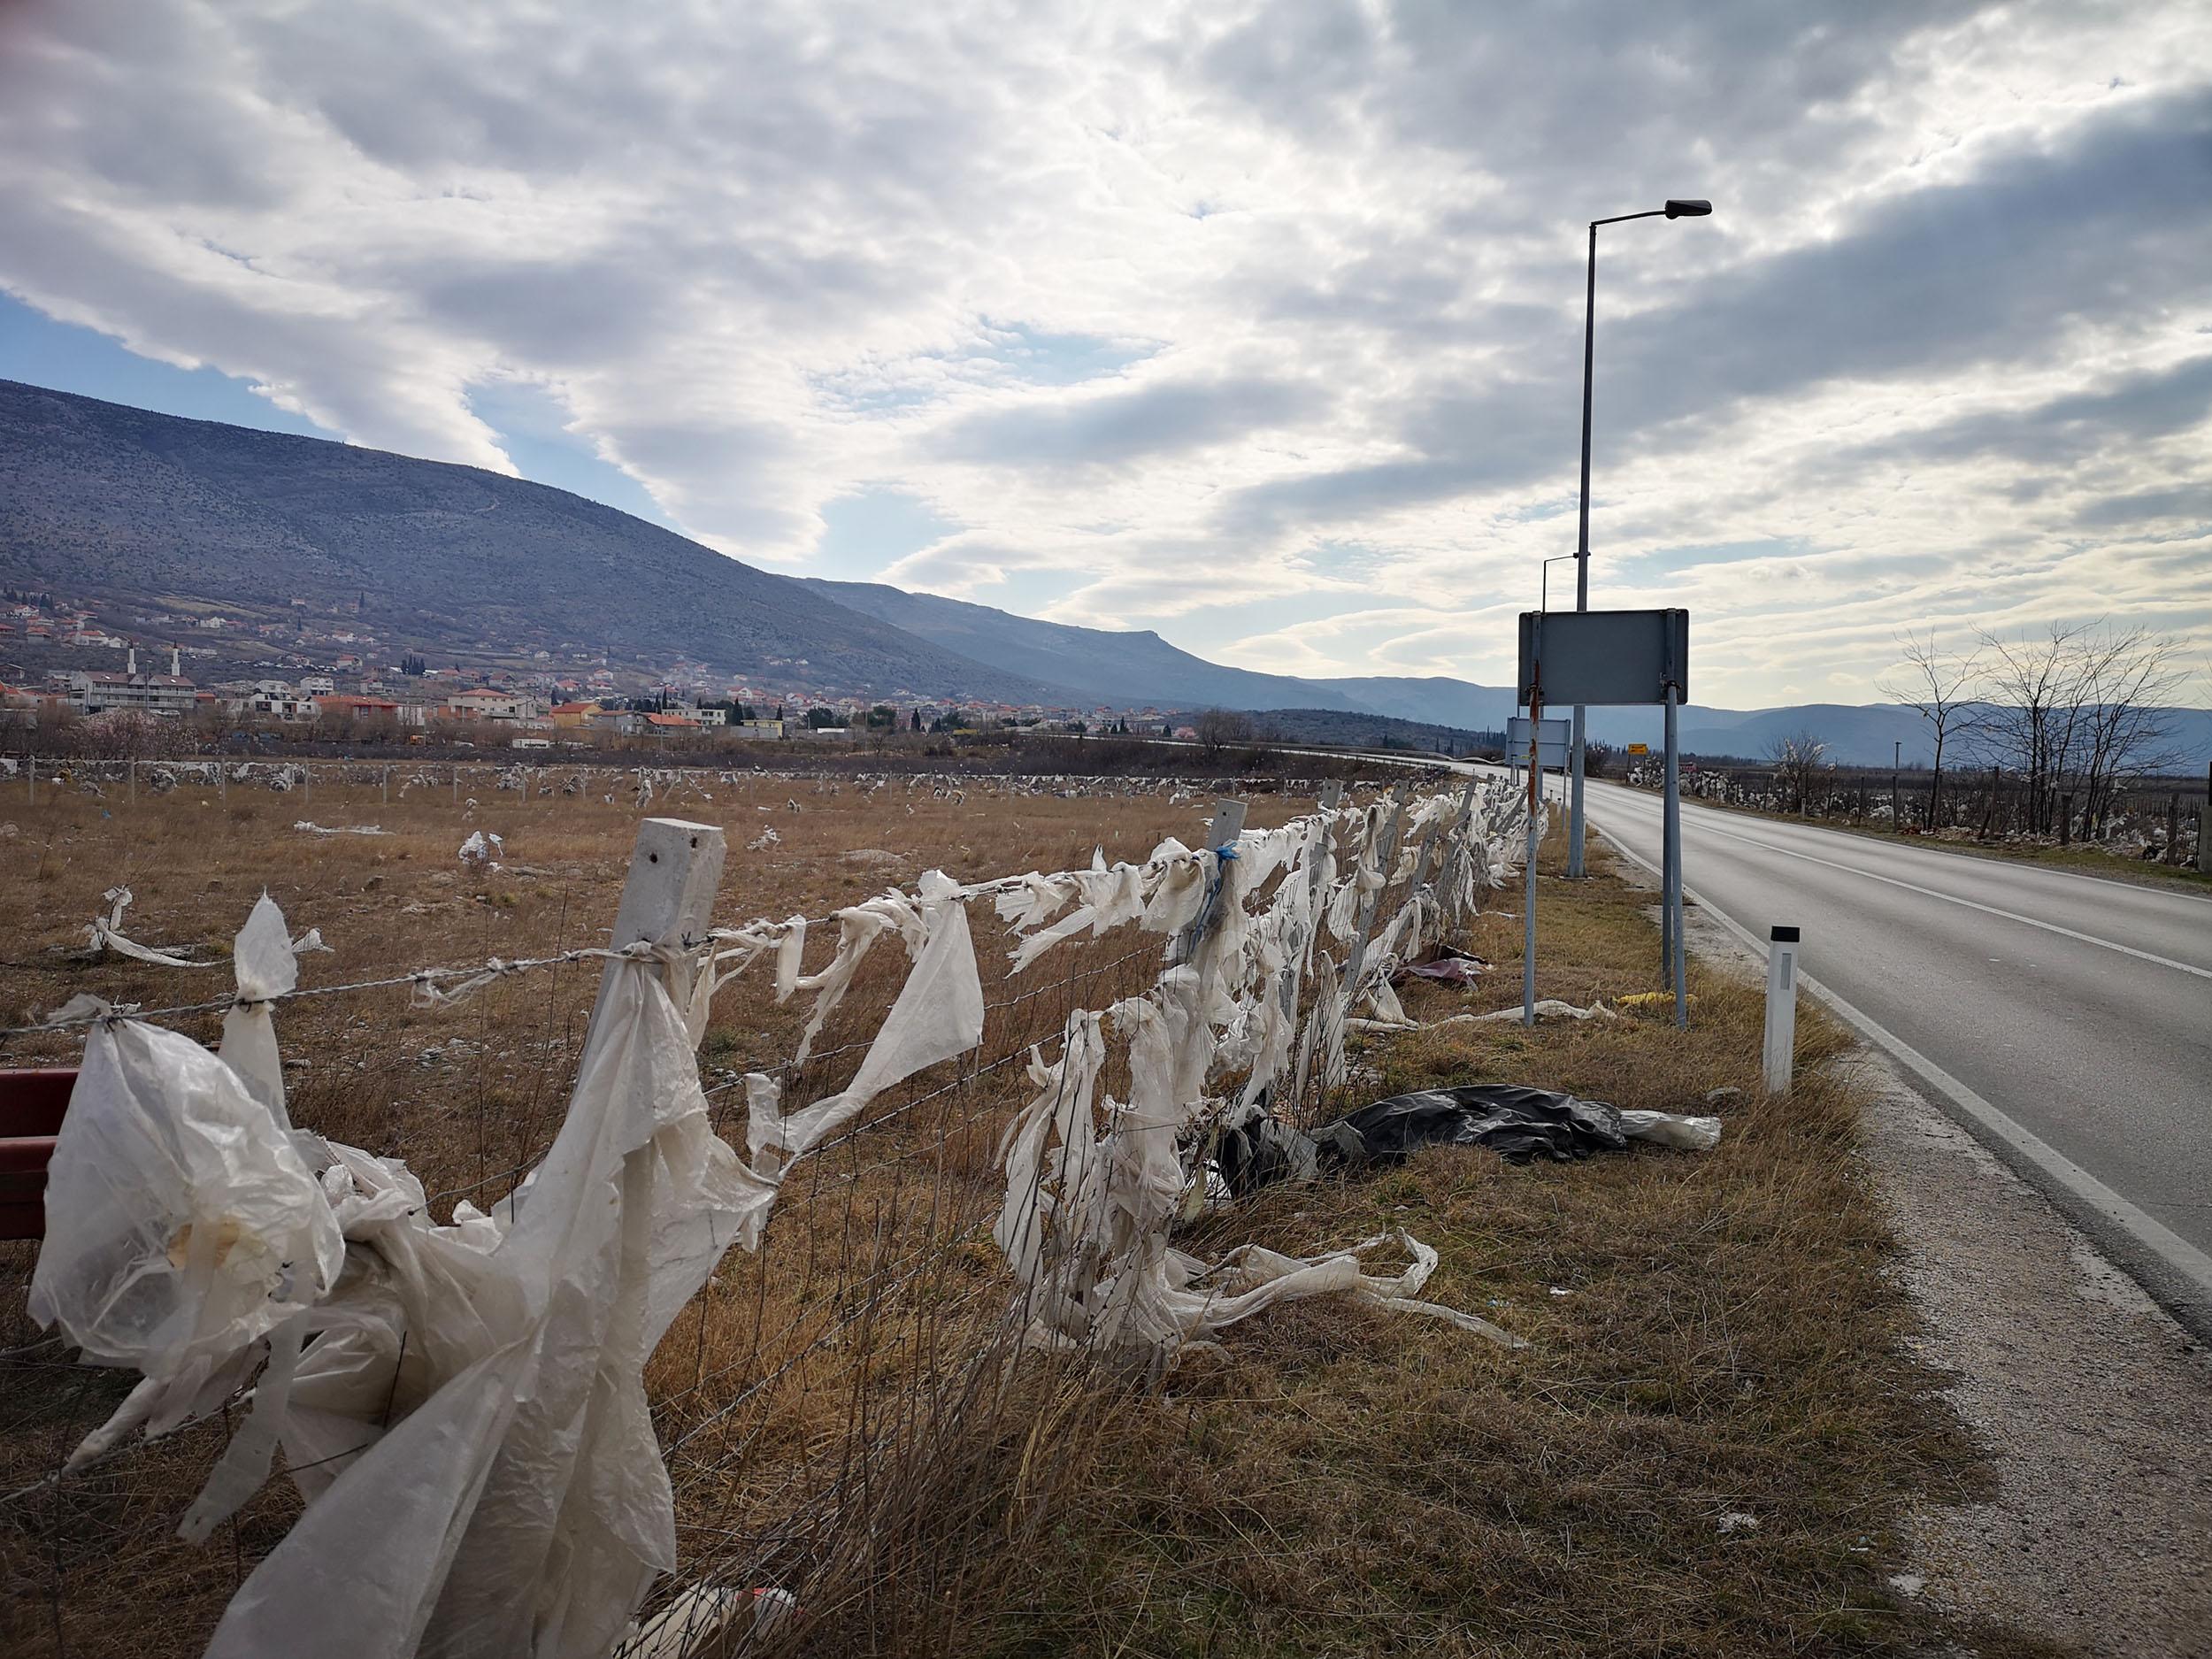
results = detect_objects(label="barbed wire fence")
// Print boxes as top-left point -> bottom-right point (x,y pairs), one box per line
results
0,767 -> 1532,1658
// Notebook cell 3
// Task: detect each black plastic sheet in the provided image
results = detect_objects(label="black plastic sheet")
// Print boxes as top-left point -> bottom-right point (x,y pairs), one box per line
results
1313,1084 -> 1631,1168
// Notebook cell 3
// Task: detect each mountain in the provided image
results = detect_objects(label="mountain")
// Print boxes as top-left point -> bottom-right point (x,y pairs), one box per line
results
5,379 -> 2204,769
1316,676 -> 1522,731
0,380 -> 1076,704
803,579 -> 1371,712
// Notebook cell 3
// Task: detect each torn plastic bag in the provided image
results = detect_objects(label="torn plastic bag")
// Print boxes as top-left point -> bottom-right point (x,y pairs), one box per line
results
86,886 -> 220,969
1213,1101 -> 1319,1198
1318,1085 -> 1626,1167
204,953 -> 763,1659
1617,1108 -> 1723,1151
1392,946 -> 1489,987
219,894 -> 303,1127
29,1016 -> 343,1380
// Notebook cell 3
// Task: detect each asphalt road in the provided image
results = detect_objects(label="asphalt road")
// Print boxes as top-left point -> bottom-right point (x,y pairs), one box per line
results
1570,779 -> 2212,1324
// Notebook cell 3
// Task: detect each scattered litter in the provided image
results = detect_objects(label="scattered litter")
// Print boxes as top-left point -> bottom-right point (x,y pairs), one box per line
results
86,887 -> 220,969
1889,1572 -> 1925,1597
1703,1086 -> 1745,1106
1431,999 -> 1617,1027
630,1584 -> 795,1656
747,826 -> 780,850
1311,1085 -> 1720,1170
1619,990 -> 1696,1015
1214,1100 -> 1322,1198
1717,1510 -> 1761,1535
457,830 -> 504,868
1392,945 -> 1488,987
293,822 -> 391,837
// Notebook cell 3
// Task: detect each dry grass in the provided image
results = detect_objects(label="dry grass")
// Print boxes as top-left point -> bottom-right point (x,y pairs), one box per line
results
0,770 -> 1313,1656
0,778 -> 2055,1658
782,837 -> 2069,1659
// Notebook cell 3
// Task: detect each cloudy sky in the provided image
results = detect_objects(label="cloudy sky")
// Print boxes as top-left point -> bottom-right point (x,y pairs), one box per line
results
3,0 -> 2208,707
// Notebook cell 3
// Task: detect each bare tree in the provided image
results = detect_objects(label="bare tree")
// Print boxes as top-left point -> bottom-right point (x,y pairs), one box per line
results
1880,631 -> 1982,829
2070,626 -> 2186,837
1766,729 -> 1828,814
1194,708 -> 1255,761
1975,620 -> 2185,838
1974,622 -> 2090,835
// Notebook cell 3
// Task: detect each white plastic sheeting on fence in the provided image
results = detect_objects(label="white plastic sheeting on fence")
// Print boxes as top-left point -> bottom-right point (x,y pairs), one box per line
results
25,780 -> 1539,1654
984,784 -> 1531,1363
203,949 -> 759,1659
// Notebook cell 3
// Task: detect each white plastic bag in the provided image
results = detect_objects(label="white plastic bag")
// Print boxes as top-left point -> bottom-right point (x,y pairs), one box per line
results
28,1017 -> 343,1388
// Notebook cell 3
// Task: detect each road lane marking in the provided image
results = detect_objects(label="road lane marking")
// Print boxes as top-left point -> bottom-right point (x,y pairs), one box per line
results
1600,803 -> 2212,982
1580,779 -> 2212,908
1594,826 -> 2212,1333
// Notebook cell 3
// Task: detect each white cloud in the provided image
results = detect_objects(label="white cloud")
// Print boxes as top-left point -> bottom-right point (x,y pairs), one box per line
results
2,0 -> 2209,704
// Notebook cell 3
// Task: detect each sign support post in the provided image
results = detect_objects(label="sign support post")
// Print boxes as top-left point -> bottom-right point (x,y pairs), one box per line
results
1523,618 -> 1542,1027
1664,683 -> 1684,1025
1517,606 -> 1692,1027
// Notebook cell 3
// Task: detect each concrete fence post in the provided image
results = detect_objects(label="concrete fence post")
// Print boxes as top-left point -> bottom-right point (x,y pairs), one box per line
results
1763,925 -> 1801,1094
587,816 -> 727,1048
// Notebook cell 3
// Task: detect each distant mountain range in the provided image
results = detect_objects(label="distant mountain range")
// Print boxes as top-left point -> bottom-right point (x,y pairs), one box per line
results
0,380 -> 1068,704
4,378 -> 2206,768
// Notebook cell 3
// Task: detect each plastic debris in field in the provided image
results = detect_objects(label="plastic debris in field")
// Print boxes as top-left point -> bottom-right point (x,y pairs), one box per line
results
457,829 -> 503,869
1391,945 -> 1488,987
628,1583 -> 796,1657
86,886 -> 220,969
1619,989 -> 1696,1016
1312,1084 -> 1720,1169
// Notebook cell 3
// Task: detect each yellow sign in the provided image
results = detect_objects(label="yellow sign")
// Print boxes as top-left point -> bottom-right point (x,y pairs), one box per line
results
1627,742 -> 1649,755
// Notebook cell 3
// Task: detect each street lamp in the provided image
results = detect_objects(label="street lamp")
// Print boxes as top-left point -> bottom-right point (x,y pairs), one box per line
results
1566,197 -> 1713,879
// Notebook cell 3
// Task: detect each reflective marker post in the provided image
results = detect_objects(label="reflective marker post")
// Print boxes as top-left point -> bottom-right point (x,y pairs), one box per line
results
1763,925 -> 1801,1093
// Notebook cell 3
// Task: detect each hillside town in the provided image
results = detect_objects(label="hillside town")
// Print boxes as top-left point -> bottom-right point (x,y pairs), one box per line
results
0,588 -> 1189,748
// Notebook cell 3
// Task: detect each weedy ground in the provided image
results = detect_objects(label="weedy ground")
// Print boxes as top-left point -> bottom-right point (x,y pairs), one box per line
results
0,774 -> 2062,1656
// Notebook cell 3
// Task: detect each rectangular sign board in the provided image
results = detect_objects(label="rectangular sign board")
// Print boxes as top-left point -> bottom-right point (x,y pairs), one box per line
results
1507,716 -> 1570,770
1627,742 -> 1649,755
1517,608 -> 1689,707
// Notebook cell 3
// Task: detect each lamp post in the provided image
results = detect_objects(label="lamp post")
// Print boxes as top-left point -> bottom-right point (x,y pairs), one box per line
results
1567,196 -> 1712,879
1540,554 -> 1576,613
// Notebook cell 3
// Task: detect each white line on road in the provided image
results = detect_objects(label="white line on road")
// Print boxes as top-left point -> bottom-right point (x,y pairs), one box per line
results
1594,826 -> 2212,1323
1601,802 -> 2212,982
1586,782 -> 2212,910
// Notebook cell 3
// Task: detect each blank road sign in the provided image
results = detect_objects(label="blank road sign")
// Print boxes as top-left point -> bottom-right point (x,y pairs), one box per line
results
1507,716 -> 1570,770
1517,609 -> 1689,706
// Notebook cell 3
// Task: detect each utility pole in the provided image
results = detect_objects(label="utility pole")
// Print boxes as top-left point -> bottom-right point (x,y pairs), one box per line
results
1892,741 -> 1901,833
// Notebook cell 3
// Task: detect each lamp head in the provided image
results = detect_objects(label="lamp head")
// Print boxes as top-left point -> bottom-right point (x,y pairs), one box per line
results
1664,199 -> 1713,219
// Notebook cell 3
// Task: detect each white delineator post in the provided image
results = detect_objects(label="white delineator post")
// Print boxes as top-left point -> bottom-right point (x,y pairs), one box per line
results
1763,925 -> 1800,1094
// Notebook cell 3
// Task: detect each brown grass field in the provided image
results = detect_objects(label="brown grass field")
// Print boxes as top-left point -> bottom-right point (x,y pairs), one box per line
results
0,770 -> 2062,1657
